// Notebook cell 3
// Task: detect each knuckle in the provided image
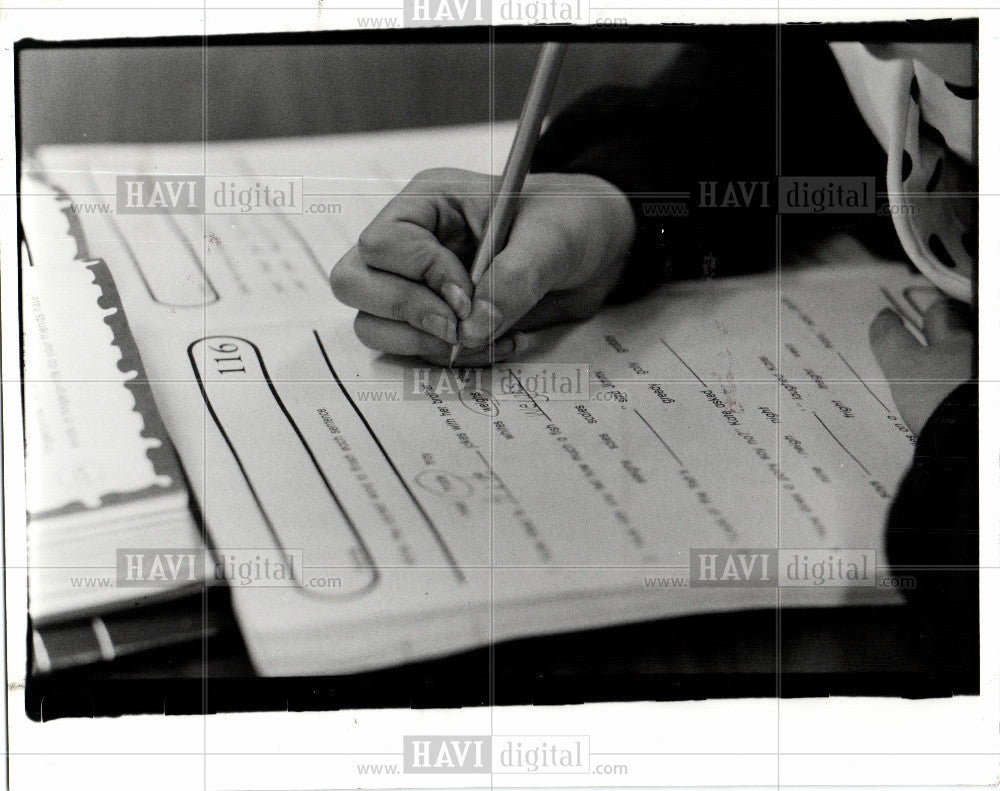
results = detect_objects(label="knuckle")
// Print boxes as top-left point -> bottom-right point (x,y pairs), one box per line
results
329,262 -> 354,304
398,241 -> 438,281
411,167 -> 484,197
356,225 -> 389,263
389,284 -> 420,325
413,167 -> 445,182
388,300 -> 409,324
353,313 -> 380,349
414,166 -> 462,182
422,256 -> 452,291
410,168 -> 456,192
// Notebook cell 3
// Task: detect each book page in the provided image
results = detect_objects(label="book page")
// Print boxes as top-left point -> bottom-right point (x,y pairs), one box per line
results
25,125 -> 922,675
20,189 -> 200,623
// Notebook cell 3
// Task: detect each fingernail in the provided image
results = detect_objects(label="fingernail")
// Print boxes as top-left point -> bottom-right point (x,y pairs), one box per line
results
422,314 -> 457,345
460,300 -> 503,347
453,336 -> 515,366
442,283 -> 472,319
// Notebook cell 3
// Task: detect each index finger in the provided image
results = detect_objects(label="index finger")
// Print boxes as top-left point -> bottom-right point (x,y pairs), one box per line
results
355,169 -> 495,318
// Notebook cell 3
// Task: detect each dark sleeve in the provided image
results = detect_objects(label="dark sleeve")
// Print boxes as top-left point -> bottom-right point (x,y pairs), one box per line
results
885,381 -> 978,603
884,382 -> 978,672
532,36 -> 776,301
531,33 -> 896,302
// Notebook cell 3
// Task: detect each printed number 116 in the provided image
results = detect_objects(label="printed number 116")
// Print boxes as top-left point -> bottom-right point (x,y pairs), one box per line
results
210,341 -> 246,375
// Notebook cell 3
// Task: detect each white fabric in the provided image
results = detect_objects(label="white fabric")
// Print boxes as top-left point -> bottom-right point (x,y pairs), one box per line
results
830,42 -> 976,303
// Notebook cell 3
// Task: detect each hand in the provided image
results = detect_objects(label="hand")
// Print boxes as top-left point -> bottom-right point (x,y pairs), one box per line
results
869,298 -> 974,435
330,167 -> 636,366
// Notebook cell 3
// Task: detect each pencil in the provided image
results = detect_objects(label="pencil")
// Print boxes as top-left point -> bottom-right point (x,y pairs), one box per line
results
879,287 -> 929,346
449,41 -> 567,366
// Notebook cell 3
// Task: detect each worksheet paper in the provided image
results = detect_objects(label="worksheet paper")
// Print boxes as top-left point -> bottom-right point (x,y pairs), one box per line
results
24,123 -> 923,675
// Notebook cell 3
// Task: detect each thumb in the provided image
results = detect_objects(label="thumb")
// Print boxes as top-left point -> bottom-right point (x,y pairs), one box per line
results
458,213 -> 571,348
870,308 -> 923,377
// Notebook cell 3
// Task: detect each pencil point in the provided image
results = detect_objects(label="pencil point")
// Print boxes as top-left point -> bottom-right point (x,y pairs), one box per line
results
448,344 -> 461,367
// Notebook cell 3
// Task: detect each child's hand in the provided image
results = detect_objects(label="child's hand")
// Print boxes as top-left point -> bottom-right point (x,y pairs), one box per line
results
330,168 -> 635,366
869,298 -> 974,435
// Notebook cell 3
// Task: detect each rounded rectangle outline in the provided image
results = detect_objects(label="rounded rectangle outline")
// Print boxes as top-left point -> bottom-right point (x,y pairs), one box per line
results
188,334 -> 379,600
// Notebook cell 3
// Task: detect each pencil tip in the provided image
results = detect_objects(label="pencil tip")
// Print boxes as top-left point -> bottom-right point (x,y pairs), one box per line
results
448,345 -> 460,367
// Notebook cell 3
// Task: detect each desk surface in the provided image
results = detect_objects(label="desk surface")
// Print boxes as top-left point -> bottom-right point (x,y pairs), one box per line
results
27,586 -> 977,720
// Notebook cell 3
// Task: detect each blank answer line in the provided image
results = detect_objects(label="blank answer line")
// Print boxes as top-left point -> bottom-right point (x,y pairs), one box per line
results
503,368 -> 551,420
314,330 -> 466,584
835,351 -> 891,413
474,449 -> 521,505
633,409 -> 684,467
813,412 -> 871,477
659,339 -> 707,387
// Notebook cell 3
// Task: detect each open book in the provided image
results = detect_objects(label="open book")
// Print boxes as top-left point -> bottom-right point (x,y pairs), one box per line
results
19,195 -> 205,643
22,123 -> 925,676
